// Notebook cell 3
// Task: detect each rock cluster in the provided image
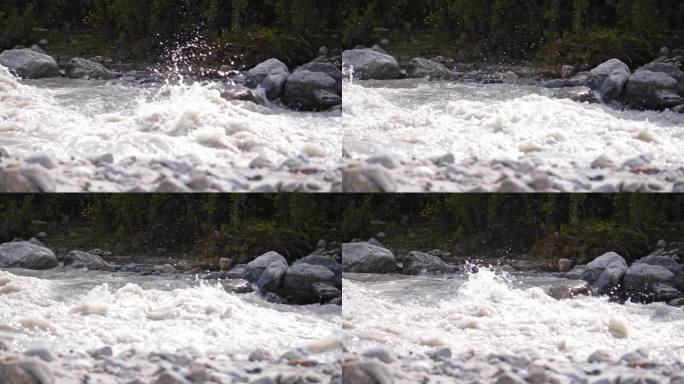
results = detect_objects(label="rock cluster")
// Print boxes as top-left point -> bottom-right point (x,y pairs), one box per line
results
244,58 -> 342,111
0,343 -> 341,384
221,243 -> 342,305
343,346 -> 684,384
562,244 -> 684,305
341,239 -> 457,276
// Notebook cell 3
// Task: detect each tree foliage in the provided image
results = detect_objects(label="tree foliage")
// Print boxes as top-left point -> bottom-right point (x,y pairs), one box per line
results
343,0 -> 683,64
0,1 -> 340,65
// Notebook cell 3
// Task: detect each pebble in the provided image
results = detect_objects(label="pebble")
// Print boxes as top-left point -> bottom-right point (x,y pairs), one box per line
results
361,347 -> 396,364
366,153 -> 401,170
24,347 -> 56,362
24,153 -> 57,169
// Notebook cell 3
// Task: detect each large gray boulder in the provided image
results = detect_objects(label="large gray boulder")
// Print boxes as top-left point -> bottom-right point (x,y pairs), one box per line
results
581,252 -> 627,285
0,241 -> 58,269
0,48 -> 60,78
634,254 -> 682,275
244,58 -> 289,100
296,255 -> 342,283
625,70 -> 682,110
63,250 -> 114,271
282,70 -> 341,111
342,242 -> 397,274
402,251 -> 452,275
406,58 -> 457,80
342,49 -> 401,80
65,58 -> 116,80
283,263 -> 337,304
294,62 -> 342,93
587,59 -> 631,101
244,251 -> 289,293
623,263 -> 674,292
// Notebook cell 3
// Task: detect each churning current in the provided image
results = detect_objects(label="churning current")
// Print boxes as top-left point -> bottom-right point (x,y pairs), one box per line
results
342,269 -> 684,364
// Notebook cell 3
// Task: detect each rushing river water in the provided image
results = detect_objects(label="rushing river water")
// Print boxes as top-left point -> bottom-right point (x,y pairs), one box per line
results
0,64 -> 340,171
0,268 -> 341,358
343,80 -> 684,170
343,269 -> 684,364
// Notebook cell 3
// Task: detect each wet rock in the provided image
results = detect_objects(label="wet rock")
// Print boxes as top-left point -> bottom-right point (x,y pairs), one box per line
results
547,280 -> 590,300
249,155 -> 275,169
249,348 -> 273,362
283,263 -> 337,304
0,48 -> 60,78
591,155 -> 616,169
0,165 -> 56,192
343,164 -> 397,193
651,283 -> 683,302
65,58 -> 116,80
294,62 -> 342,93
635,254 -> 682,274
342,49 -> 401,80
342,242 -> 397,274
89,346 -> 113,359
219,84 -> 258,104
623,264 -> 674,299
495,371 -> 526,384
226,264 -> 248,279
406,58 -> 458,80
587,59 -> 631,101
64,250 -> 114,271
626,70 -> 682,110
365,153 -> 400,170
497,178 -> 534,193
587,350 -> 613,364
581,252 -> 627,284
155,370 -> 191,384
154,264 -> 176,274
0,356 -> 54,384
428,347 -> 452,361
282,70 -> 340,111
296,255 -> 342,281
24,347 -> 55,362
185,363 -> 208,383
0,240 -> 58,269
244,251 -> 289,293
245,58 -> 290,100
402,251 -> 453,275
24,154 -> 56,170
156,177 -> 192,193
312,283 -> 340,302
343,361 -> 394,384
563,265 -> 587,280
566,71 -> 590,87
362,347 -> 396,364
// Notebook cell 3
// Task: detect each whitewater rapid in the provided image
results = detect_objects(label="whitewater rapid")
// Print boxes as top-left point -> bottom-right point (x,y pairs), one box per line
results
0,64 -> 340,168
343,269 -> 684,364
0,269 -> 341,357
343,80 -> 684,169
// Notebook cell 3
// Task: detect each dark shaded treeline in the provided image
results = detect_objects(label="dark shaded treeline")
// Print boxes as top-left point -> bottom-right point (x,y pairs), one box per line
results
1,0 -> 340,66
1,194 -> 682,263
0,194 -> 344,262
344,0 -> 684,66
341,194 -> 684,262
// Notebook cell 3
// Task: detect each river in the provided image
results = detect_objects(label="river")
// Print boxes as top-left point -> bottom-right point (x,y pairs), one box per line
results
343,268 -> 684,381
0,64 -> 341,192
343,79 -> 684,192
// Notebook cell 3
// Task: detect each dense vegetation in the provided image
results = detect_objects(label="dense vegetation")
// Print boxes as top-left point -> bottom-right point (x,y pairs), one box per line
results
341,194 -> 684,264
0,1 -> 340,66
1,194 -> 682,266
344,0 -> 684,66
0,195 -> 343,263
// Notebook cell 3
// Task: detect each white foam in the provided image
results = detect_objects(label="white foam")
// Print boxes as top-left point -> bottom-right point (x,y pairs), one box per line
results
343,268 -> 684,363
0,65 -> 340,168
0,270 -> 340,356
343,81 -> 684,169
